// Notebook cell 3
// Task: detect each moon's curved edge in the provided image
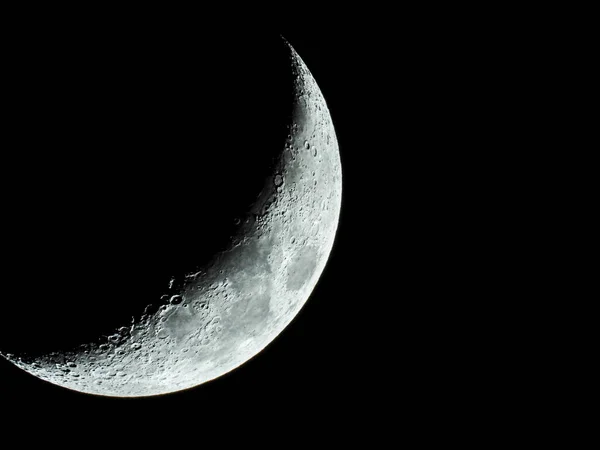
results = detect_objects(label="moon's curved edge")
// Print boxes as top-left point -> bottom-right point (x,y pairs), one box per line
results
1,37 -> 342,397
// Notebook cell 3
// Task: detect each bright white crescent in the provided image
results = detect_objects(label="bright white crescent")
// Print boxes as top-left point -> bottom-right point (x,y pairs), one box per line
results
2,38 -> 342,397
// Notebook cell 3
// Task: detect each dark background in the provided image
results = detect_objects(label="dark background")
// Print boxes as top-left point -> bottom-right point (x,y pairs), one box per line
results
1,29 -> 299,357
0,9 -> 521,441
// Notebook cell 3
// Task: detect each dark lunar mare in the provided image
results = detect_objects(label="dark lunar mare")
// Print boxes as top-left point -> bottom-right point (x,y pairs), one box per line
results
1,29 -> 294,357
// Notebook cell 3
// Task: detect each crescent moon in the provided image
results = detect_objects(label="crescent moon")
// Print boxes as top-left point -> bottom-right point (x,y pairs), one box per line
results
1,37 -> 342,397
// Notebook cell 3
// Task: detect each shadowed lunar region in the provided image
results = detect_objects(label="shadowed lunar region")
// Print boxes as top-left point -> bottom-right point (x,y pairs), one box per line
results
1,34 -> 341,397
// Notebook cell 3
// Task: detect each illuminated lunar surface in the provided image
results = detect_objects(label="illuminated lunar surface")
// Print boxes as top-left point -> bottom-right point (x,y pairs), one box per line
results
1,38 -> 342,397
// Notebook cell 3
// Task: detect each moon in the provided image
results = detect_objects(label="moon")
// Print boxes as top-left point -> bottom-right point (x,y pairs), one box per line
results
1,37 -> 342,397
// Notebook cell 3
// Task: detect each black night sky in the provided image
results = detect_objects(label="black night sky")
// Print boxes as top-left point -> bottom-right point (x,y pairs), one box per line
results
1,9 -> 491,440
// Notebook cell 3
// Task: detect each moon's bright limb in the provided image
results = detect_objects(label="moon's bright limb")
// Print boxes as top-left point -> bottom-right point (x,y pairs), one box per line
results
1,38 -> 342,397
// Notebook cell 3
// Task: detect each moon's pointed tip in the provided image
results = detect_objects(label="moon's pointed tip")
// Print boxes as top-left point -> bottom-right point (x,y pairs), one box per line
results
279,34 -> 297,55
280,34 -> 292,47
